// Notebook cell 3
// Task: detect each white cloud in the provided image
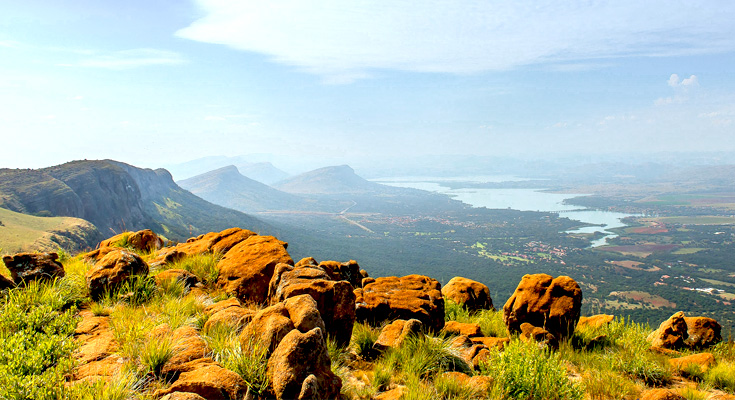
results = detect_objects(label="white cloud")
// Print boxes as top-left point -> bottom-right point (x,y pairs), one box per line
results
60,49 -> 185,69
177,0 -> 735,82
668,73 -> 698,87
654,96 -> 685,106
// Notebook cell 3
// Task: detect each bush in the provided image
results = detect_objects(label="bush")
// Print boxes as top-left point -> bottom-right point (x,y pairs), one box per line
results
480,339 -> 583,400
0,280 -> 79,400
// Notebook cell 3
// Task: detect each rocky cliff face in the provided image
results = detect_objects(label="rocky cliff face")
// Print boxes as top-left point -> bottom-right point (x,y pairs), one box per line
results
0,160 -> 270,241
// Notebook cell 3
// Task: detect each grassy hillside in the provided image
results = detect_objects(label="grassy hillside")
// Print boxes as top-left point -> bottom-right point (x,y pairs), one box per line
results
0,207 -> 101,255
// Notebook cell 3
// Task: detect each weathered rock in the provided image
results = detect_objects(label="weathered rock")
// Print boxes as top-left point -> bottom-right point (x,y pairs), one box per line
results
577,314 -> 614,330
85,249 -> 148,300
240,302 -> 295,354
639,388 -> 685,400
355,275 -> 445,332
449,335 -> 487,368
503,274 -> 582,340
0,273 -> 14,290
375,386 -> 406,400
267,328 -> 341,400
203,298 -> 241,315
648,311 -> 689,349
74,354 -> 123,382
520,323 -> 559,350
162,326 -> 211,379
217,235 -> 293,304
203,306 -> 254,333
442,321 -> 483,337
684,316 -> 722,349
160,393 -> 207,400
99,229 -> 163,252
152,227 -> 257,264
74,311 -> 116,364
668,352 -> 716,373
155,362 -> 247,400
373,319 -> 423,351
471,336 -> 510,350
437,372 -> 493,392
318,259 -> 362,288
472,348 -> 492,369
155,269 -> 200,289
82,246 -> 119,264
2,252 -> 65,284
268,261 -> 356,346
361,277 -> 375,287
284,294 -> 327,334
442,277 -> 493,312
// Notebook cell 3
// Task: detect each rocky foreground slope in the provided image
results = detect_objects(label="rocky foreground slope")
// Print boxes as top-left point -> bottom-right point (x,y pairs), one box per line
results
1,228 -> 734,400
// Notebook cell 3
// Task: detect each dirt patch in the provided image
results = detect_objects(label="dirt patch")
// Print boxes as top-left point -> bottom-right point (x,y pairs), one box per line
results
608,260 -> 661,272
608,290 -> 676,308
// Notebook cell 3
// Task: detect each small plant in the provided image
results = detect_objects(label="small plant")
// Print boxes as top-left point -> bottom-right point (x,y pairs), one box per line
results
115,275 -> 158,306
140,336 -> 174,377
112,232 -> 134,249
444,300 -> 473,322
476,309 -> 508,338
222,338 -> 270,396
166,253 -> 222,285
679,387 -> 709,400
480,339 -> 583,400
351,322 -> 380,360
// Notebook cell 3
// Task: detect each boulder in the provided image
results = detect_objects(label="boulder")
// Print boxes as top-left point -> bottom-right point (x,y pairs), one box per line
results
283,294 -> 327,335
161,326 -> 211,379
203,306 -> 254,333
99,229 -> 163,252
520,323 -> 559,350
0,273 -> 14,290
268,261 -> 356,345
160,393 -> 207,400
82,246 -> 119,264
442,321 -> 483,337
503,274 -> 582,340
240,303 -> 295,354
684,316 -> 722,349
267,328 -> 342,400
155,362 -> 247,400
639,389 -> 685,400
668,352 -> 716,373
203,298 -> 242,315
2,252 -> 65,284
155,269 -> 200,289
373,319 -> 423,351
577,314 -> 614,330
442,277 -> 493,312
471,336 -> 510,350
355,274 -> 445,332
216,235 -> 293,304
85,249 -> 148,300
318,259 -> 362,288
150,228 -> 257,266
648,311 -> 690,349
449,335 -> 487,368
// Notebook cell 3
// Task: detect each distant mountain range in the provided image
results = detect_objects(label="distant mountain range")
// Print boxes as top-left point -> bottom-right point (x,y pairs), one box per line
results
274,165 -> 398,195
165,156 -> 290,184
178,165 -> 343,213
0,160 -> 272,243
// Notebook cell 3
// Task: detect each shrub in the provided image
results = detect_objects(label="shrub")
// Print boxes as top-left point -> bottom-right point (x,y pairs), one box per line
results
0,281 -> 79,400
480,339 -> 583,400
351,322 -> 380,360
140,336 -> 174,377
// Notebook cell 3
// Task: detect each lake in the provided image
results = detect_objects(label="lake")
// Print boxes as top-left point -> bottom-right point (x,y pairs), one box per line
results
374,176 -> 637,247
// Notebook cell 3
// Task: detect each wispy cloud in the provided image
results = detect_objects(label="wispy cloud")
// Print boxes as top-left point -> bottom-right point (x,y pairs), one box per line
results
59,48 -> 185,69
177,0 -> 735,82
668,74 -> 699,87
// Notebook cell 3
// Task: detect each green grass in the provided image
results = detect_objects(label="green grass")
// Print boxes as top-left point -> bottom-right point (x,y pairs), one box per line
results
203,323 -> 270,395
140,336 -> 174,377
160,252 -> 222,285
704,361 -> 735,393
480,339 -> 583,400
351,322 -> 381,360
444,301 -> 506,338
378,334 -> 472,383
0,207 -> 97,254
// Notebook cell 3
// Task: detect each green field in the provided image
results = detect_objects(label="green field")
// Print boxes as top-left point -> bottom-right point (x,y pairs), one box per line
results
0,207 -> 94,254
655,216 -> 735,225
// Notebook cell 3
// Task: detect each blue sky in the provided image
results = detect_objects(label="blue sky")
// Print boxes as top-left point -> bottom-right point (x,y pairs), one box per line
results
2,0 -> 735,170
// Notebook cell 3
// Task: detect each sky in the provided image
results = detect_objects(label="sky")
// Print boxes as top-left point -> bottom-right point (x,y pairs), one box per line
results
2,0 -> 735,171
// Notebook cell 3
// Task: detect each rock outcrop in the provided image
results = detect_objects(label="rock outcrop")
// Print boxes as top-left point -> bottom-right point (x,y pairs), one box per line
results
85,249 -> 149,300
577,314 -> 614,329
267,328 -> 342,400
503,273 -> 582,340
520,322 -> 559,350
442,277 -> 493,311
373,319 -> 423,351
2,252 -> 65,284
268,258 -> 356,345
151,228 -> 257,266
155,269 -> 200,289
240,302 -> 296,354
155,362 -> 247,400
649,312 -> 722,350
216,235 -> 293,304
355,274 -> 445,332
442,321 -> 483,337
99,229 -> 163,252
